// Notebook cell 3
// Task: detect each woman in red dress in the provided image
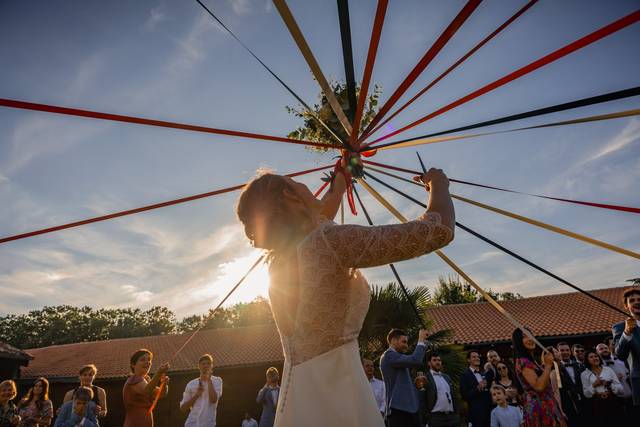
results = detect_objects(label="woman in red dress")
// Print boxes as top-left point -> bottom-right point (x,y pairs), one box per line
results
122,349 -> 169,427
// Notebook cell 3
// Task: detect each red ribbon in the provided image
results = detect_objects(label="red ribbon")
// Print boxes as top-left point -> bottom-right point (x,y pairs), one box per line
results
0,98 -> 341,150
359,0 -> 482,142
148,378 -> 166,415
313,180 -> 331,197
350,0 -> 388,150
333,157 -> 358,216
365,0 -> 539,139
362,9 -> 640,148
0,165 -> 333,245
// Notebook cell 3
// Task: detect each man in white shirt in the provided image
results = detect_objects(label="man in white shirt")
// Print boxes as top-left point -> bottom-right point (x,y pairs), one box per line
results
596,342 -> 632,399
180,354 -> 223,427
362,358 -> 386,417
424,353 -> 459,427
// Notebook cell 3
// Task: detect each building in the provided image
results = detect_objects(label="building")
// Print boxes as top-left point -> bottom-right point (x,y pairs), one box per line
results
19,323 -> 284,427
0,341 -> 32,380
425,285 -> 628,355
15,286 -> 629,426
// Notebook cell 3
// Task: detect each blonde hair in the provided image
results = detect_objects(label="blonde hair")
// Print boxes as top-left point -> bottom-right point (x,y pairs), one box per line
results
0,380 -> 17,399
237,173 -> 310,253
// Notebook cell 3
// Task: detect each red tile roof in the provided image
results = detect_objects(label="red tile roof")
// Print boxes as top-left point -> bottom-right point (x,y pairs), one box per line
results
425,286 -> 628,345
21,286 -> 629,379
22,323 -> 283,380
1,341 -> 33,361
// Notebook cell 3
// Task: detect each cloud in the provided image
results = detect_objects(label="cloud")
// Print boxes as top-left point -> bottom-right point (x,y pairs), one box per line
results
584,118 -> 640,164
166,14 -> 216,76
145,5 -> 170,30
229,0 -> 271,15
65,53 -> 104,101
460,250 -> 503,268
120,285 -> 154,303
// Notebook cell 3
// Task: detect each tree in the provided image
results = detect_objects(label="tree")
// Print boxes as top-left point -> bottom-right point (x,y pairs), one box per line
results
626,277 -> 640,286
432,275 -> 522,305
286,82 -> 381,150
0,305 -> 178,349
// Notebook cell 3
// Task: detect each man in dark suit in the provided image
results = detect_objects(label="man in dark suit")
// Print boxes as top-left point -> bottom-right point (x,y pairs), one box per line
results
556,341 -> 585,426
422,353 -> 460,427
380,328 -> 429,427
459,350 -> 491,427
571,343 -> 586,370
483,350 -> 501,388
613,287 -> 640,410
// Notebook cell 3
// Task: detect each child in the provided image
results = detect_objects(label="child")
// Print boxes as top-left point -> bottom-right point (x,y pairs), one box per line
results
490,384 -> 523,427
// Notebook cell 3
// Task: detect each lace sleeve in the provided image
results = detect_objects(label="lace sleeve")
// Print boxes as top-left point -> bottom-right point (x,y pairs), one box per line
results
319,212 -> 453,269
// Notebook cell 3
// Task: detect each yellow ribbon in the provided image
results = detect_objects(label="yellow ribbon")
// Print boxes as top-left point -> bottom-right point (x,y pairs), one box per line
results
365,166 -> 640,260
379,108 -> 640,151
273,0 -> 353,136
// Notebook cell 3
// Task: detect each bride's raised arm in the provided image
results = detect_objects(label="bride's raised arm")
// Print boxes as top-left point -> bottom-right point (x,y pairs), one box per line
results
319,168 -> 455,269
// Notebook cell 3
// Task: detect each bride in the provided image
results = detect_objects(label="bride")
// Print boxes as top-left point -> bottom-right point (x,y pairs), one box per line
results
236,164 -> 455,426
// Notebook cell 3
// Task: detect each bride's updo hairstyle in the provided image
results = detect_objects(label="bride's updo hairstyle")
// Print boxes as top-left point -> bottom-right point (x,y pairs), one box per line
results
237,172 -> 311,253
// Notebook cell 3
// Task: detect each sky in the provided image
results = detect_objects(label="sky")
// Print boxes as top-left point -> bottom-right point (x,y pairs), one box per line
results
0,0 -> 638,319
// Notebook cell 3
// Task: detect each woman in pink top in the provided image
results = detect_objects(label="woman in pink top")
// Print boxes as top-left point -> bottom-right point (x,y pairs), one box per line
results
122,349 -> 169,427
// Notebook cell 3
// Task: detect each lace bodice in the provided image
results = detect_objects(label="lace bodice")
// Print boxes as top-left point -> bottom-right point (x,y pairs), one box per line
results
270,211 -> 452,366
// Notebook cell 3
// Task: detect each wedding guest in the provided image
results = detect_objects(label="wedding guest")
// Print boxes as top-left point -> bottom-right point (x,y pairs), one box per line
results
180,354 -> 222,427
580,349 -> 624,427
62,365 -> 107,418
423,353 -> 460,427
53,387 -> 97,427
556,341 -> 584,426
0,380 -> 20,427
460,350 -> 491,427
362,359 -> 385,417
512,328 -> 563,427
493,362 -> 520,407
596,342 -> 632,401
489,385 -> 523,427
484,350 -> 501,387
17,378 -> 52,426
241,412 -> 258,427
613,287 -> 640,409
381,328 -> 430,427
123,349 -> 169,427
255,367 -> 277,427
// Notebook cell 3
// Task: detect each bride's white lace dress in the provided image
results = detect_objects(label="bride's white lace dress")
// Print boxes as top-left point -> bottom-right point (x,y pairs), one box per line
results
270,212 -> 453,427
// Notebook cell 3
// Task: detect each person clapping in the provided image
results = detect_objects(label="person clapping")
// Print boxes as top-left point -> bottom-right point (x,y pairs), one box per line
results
580,349 -> 624,427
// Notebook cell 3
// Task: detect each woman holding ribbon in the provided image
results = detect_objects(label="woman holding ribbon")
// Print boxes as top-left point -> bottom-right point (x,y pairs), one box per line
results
512,328 -> 565,427
122,349 -> 169,427
236,161 -> 455,426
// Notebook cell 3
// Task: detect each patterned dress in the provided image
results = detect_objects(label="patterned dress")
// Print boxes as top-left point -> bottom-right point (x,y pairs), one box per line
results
0,402 -> 19,427
515,357 -> 564,427
17,400 -> 52,427
270,212 -> 453,426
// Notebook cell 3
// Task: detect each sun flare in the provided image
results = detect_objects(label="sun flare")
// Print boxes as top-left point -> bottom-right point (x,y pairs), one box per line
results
206,251 -> 271,307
